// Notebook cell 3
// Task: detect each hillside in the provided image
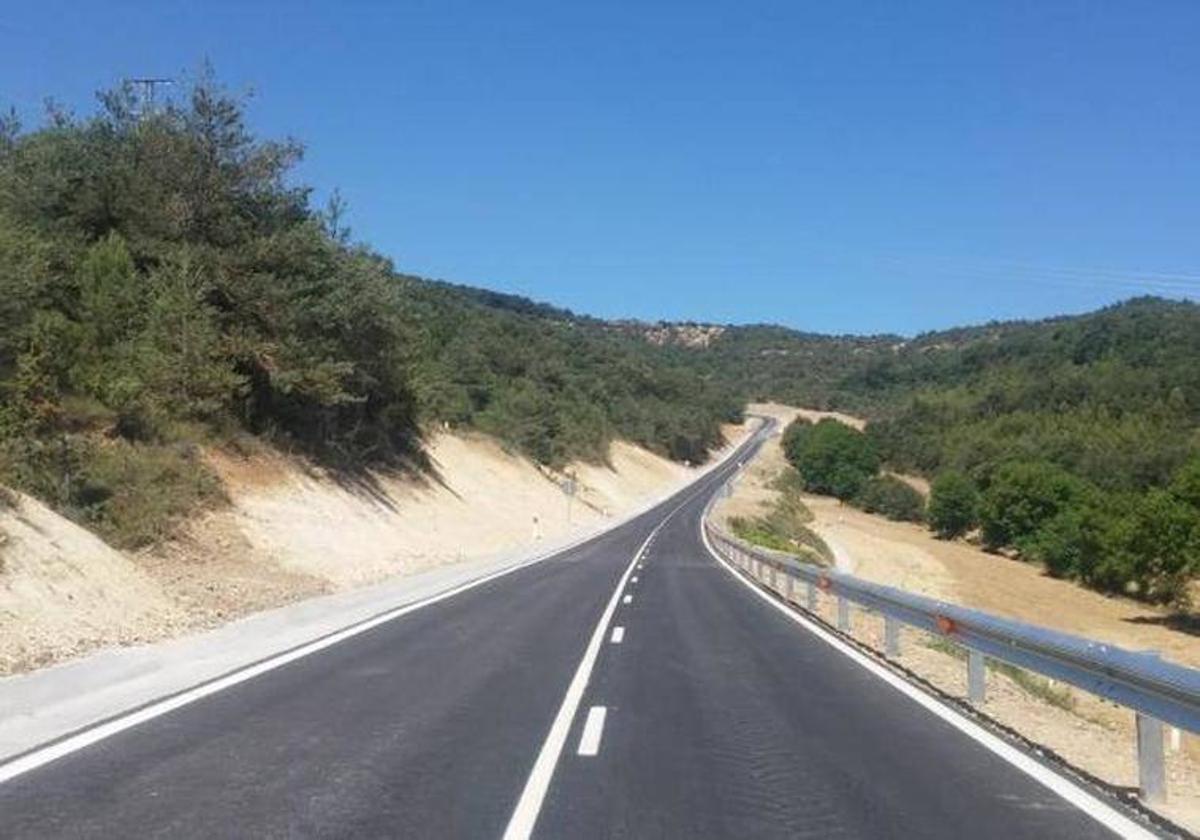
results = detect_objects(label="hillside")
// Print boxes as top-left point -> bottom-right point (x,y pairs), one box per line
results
0,78 -> 740,548
618,297 -> 1200,501
1,426 -> 744,674
1,75 -> 1196,612
640,301 -> 1200,605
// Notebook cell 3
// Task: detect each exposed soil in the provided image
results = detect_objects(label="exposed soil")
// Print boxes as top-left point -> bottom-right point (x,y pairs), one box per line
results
0,495 -> 187,673
721,403 -> 1200,832
0,424 -> 748,676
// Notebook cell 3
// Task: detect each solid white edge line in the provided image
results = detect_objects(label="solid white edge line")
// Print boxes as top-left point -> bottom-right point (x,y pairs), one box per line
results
577,706 -> 607,756
502,477 -> 715,840
610,627 -> 625,644
699,517 -> 1157,840
0,425 -> 764,788
0,543 -> 570,786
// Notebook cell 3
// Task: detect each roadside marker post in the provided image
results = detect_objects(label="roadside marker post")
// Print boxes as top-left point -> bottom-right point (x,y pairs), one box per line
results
884,616 -> 901,657
968,651 -> 987,704
1137,714 -> 1166,804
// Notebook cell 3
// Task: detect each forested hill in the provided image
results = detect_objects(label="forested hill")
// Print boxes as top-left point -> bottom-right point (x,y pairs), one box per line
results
3,75 -> 1197,593
645,299 -> 1200,605
0,78 -> 739,548
667,297 -> 1200,493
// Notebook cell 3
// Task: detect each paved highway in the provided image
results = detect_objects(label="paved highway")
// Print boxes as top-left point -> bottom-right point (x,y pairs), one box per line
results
0,423 -> 1140,838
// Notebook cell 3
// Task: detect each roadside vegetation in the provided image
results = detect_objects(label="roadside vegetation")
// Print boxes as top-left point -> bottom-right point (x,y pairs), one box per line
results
781,418 -> 925,523
650,299 -> 1200,611
4,72 -> 1197,606
728,468 -> 833,564
0,74 -> 740,547
923,635 -> 1076,712
780,414 -> 1200,608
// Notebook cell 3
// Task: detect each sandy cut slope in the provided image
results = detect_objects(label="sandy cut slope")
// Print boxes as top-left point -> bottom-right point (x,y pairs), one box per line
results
0,424 -> 748,675
0,495 -> 186,672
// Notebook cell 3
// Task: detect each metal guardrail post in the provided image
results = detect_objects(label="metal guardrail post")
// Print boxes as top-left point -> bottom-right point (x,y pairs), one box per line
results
1137,713 -> 1166,804
704,521 -> 1200,746
884,616 -> 900,657
968,651 -> 986,704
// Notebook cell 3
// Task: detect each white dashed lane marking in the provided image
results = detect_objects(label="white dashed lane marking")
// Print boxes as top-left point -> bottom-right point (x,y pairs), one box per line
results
577,706 -> 607,756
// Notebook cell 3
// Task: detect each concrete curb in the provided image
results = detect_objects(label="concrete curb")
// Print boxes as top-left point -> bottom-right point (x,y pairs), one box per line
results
0,423 -> 759,766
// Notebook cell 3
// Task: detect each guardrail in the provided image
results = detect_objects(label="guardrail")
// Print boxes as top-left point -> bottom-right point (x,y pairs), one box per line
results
703,515 -> 1200,807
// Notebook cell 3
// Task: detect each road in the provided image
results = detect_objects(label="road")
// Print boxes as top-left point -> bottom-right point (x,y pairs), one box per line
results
0,423 -> 1134,838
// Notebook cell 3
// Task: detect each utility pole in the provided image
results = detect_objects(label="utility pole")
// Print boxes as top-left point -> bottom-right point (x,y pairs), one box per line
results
127,77 -> 174,118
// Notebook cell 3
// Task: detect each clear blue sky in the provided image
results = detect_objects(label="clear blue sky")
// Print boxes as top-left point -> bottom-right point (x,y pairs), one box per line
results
4,1 -> 1199,335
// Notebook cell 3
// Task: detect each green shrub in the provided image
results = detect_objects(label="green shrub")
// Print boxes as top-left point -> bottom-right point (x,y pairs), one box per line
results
0,433 -> 224,550
855,475 -> 925,522
780,418 -> 812,465
76,442 -> 226,549
727,467 -> 834,564
926,471 -> 980,538
1105,489 -> 1200,606
1170,456 -> 1200,509
1022,493 -> 1112,580
978,461 -> 1086,552
784,418 -> 880,500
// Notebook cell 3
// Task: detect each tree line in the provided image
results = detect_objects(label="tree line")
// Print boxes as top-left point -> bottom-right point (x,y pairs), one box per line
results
0,75 -> 740,547
779,409 -> 1199,608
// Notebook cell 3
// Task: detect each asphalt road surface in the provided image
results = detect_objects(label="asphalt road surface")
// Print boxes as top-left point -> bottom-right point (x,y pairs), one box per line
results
0,424 -> 1137,838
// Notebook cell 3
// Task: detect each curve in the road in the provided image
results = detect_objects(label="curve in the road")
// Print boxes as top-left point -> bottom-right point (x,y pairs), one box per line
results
0,421 -> 1159,838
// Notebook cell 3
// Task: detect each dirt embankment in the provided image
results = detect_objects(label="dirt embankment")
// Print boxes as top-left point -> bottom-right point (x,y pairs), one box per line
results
0,424 -> 747,675
723,403 -> 1200,832
737,402 -> 1199,667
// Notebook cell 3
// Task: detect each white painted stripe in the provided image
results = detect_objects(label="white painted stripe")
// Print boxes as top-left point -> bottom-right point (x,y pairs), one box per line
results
0,429 -> 763,792
631,576 -> 638,583
0,425 -> 764,787
699,519 -> 1157,840
622,594 -> 633,605
610,627 -> 625,644
0,545 -> 569,786
577,706 -> 607,756
503,481 -> 713,840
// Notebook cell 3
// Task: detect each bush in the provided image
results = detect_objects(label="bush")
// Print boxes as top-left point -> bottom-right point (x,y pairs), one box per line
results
978,461 -> 1086,552
856,475 -> 925,522
1170,456 -> 1200,509
1106,489 -> 1200,606
1022,493 -> 1111,580
780,418 -> 812,464
926,471 -> 980,538
784,418 -> 880,500
77,442 -> 226,549
0,432 -> 223,549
